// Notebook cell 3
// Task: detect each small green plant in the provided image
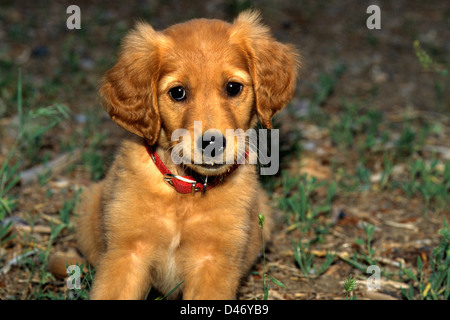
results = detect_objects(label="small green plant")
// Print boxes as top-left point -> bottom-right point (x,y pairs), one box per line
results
426,220 -> 450,299
337,223 -> 378,274
343,275 -> 357,300
378,154 -> 394,190
395,123 -> 417,158
23,220 -> 66,299
259,214 -> 285,300
59,188 -> 82,226
0,160 -> 20,221
79,110 -> 109,181
329,100 -> 383,152
413,40 -> 448,76
308,64 -> 345,123
0,69 -> 24,221
329,102 -> 358,150
154,280 -> 185,300
293,240 -> 335,277
355,222 -> 376,266
13,64 -> 70,166
0,220 -> 16,246
279,172 -> 331,234
413,40 -> 448,109
356,162 -> 372,191
1,66 -> 71,222
401,220 -> 450,300
82,134 -> 107,181
65,262 -> 96,300
20,103 -> 71,163
294,240 -> 314,276
401,158 -> 449,213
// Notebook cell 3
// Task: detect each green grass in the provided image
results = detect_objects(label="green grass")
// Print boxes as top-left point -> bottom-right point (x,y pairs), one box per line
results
293,239 -> 335,277
279,50 -> 449,298
278,172 -> 335,238
401,220 -> 450,300
0,220 -> 16,246
259,213 -> 285,300
0,161 -> 20,220
0,58 -> 109,299
58,188 -> 82,227
65,262 -> 95,300
354,222 -> 377,266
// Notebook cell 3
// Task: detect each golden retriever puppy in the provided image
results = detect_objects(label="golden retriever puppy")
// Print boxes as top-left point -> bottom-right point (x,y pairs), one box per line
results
76,10 -> 299,300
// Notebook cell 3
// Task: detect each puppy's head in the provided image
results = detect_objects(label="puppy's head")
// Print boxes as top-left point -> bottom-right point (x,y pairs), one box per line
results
100,10 -> 300,176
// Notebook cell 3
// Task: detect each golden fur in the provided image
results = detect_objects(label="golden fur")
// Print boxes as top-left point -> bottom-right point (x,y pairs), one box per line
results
76,10 -> 299,300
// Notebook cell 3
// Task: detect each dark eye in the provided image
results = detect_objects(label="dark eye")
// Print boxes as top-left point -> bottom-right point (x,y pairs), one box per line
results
226,82 -> 243,97
169,86 -> 186,101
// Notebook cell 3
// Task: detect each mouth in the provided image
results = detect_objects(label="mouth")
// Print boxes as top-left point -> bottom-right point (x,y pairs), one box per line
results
187,162 -> 233,176
198,162 -> 226,170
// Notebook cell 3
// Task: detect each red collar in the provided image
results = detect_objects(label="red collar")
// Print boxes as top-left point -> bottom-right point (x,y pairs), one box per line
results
145,145 -> 242,195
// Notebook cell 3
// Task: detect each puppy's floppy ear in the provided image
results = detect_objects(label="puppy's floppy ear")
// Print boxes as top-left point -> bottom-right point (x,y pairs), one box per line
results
100,22 -> 169,145
230,10 -> 300,129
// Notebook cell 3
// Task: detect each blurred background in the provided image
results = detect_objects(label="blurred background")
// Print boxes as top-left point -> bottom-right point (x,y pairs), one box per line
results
0,0 -> 448,300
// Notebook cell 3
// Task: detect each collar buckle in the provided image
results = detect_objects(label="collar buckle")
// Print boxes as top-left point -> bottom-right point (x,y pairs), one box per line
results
163,173 -> 207,196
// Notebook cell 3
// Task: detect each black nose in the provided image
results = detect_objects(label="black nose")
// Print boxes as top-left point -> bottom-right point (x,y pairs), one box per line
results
198,133 -> 226,158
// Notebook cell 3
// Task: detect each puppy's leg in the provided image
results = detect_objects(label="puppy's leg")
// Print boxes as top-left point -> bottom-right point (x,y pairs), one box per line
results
181,236 -> 245,300
89,242 -> 153,300
76,182 -> 105,266
182,254 -> 241,300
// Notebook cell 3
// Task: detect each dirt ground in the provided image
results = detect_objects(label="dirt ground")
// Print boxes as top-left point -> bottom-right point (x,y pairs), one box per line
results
0,1 -> 449,300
